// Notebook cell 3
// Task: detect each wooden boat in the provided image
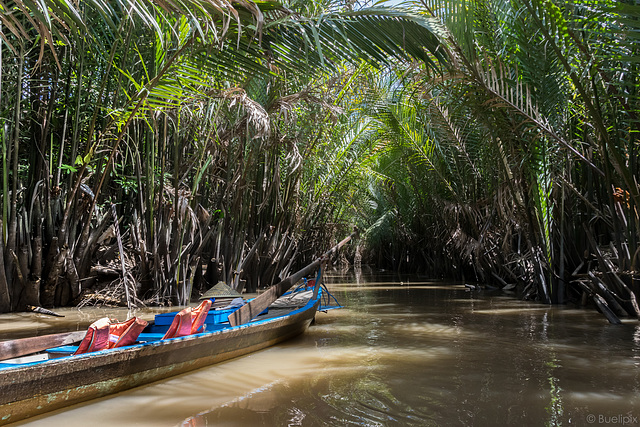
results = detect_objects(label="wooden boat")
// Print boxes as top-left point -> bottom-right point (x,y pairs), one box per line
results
0,287 -> 323,425
0,232 -> 354,425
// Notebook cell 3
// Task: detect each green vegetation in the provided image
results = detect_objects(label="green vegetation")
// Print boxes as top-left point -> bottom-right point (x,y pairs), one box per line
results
0,0 -> 638,321
0,0 -> 442,310
352,0 -> 639,320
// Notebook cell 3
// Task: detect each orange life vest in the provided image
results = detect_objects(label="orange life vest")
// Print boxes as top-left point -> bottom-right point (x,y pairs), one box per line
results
74,317 -> 148,355
74,317 -> 111,355
162,299 -> 212,339
190,299 -> 212,334
108,317 -> 149,348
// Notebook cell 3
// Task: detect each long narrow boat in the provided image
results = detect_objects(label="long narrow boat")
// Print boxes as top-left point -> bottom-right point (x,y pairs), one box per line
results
0,233 -> 354,425
0,287 -> 325,425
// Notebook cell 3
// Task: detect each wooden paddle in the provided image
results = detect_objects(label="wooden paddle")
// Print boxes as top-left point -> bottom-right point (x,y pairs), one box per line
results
0,330 -> 86,362
229,230 -> 357,326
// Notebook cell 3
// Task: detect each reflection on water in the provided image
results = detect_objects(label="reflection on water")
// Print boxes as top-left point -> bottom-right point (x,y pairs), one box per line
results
8,272 -> 640,426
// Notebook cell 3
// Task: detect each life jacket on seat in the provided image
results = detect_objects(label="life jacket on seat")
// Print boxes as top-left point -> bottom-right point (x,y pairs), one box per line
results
74,317 -> 111,355
74,317 -> 148,355
162,300 -> 212,339
190,299 -> 212,334
107,317 -> 148,348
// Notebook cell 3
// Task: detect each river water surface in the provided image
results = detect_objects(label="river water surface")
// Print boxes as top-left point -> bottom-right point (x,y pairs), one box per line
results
8,272 -> 640,426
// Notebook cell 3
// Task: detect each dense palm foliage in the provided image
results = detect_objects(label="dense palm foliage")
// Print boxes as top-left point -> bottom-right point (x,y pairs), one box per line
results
1,0 -> 638,321
0,0 -> 444,311
354,0 -> 639,320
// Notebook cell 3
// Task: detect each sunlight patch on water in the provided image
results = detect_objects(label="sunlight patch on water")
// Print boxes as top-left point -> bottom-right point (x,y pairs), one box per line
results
309,324 -> 362,335
536,342 -> 584,352
316,344 -> 452,367
472,307 -> 553,315
449,298 -> 481,303
327,279 -> 449,285
360,303 -> 399,309
329,284 -> 464,292
332,310 -> 429,321
565,391 -> 631,402
391,322 -> 467,338
556,351 -> 639,371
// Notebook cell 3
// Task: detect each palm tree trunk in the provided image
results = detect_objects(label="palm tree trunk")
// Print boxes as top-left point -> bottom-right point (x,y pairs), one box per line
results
6,44 -> 25,309
0,218 -> 11,312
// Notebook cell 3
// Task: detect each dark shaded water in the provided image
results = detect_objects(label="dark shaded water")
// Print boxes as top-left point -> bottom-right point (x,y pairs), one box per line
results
11,273 -> 640,426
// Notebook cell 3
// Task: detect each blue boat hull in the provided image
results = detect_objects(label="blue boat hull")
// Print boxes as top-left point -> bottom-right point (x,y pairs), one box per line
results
0,296 -> 320,425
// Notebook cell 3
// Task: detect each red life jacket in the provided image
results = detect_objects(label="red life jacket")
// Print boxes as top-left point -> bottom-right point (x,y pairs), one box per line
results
108,317 -> 148,348
162,300 -> 212,339
73,317 -> 111,355
190,299 -> 212,334
74,317 -> 148,355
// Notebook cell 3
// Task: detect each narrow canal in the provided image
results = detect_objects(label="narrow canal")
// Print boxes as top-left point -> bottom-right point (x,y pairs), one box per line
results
11,272 -> 640,426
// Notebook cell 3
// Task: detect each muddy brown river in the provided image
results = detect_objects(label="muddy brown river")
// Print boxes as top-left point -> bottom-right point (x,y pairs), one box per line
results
5,272 -> 640,426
